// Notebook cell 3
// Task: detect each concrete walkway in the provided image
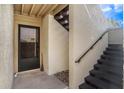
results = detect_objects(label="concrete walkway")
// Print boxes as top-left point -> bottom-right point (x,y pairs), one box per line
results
12,70 -> 67,89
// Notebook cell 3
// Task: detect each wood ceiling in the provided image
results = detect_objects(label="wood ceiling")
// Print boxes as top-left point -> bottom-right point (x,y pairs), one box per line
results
14,4 -> 68,18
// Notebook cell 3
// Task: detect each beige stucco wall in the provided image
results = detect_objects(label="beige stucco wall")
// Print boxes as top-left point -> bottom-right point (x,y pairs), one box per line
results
0,5 -> 13,88
14,15 -> 42,73
42,15 -> 69,75
69,4 -> 110,88
41,15 -> 49,74
48,15 -> 69,75
108,28 -> 123,44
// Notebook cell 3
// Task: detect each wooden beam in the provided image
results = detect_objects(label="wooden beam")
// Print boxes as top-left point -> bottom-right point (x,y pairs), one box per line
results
21,4 -> 24,15
52,4 -> 68,15
42,4 -> 58,17
37,4 -> 47,17
29,4 -> 35,16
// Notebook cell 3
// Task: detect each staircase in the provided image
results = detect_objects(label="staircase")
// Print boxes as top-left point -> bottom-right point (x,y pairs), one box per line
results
79,44 -> 123,89
54,5 -> 69,31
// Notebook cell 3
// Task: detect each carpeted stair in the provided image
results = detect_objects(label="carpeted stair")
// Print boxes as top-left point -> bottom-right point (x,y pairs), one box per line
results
79,44 -> 123,89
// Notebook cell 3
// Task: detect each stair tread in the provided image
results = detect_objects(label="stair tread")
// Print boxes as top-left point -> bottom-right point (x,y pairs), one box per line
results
79,83 -> 95,89
94,63 -> 122,71
85,76 -> 121,89
106,47 -> 123,51
98,59 -> 123,67
104,51 -> 123,55
101,55 -> 123,61
108,44 -> 123,47
99,58 -> 123,63
102,54 -> 123,59
94,64 -> 123,76
105,53 -> 123,57
90,70 -> 122,86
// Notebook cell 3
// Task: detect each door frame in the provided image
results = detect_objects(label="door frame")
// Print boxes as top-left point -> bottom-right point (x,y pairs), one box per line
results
18,24 -> 40,72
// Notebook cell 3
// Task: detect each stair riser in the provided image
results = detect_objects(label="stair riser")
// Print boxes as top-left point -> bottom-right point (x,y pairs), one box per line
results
85,77 -> 120,89
90,72 -> 122,87
90,70 -> 122,80
79,83 -> 95,89
101,56 -> 123,61
85,79 -> 99,89
94,66 -> 122,77
94,64 -> 123,71
104,52 -> 123,56
85,82 -> 99,89
108,44 -> 122,48
103,54 -> 123,58
98,60 -> 122,67
99,59 -> 123,64
106,48 -> 123,52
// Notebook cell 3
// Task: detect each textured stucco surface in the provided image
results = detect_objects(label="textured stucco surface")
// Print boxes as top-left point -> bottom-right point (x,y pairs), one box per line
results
0,5 -> 13,88
48,15 -> 69,75
108,28 -> 123,44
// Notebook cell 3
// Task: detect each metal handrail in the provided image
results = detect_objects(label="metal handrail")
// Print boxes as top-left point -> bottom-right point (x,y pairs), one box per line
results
75,31 -> 108,63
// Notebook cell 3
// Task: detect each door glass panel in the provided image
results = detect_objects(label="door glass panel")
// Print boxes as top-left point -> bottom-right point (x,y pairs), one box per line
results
20,27 -> 37,58
19,26 -> 40,72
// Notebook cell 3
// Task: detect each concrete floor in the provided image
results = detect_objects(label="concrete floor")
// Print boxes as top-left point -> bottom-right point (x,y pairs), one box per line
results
12,70 -> 68,89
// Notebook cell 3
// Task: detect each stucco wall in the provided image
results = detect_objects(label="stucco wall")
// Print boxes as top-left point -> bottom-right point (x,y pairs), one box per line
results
0,5 -> 13,88
48,15 -> 69,75
41,15 -> 49,74
108,29 -> 123,44
42,15 -> 69,75
69,4 -> 109,88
